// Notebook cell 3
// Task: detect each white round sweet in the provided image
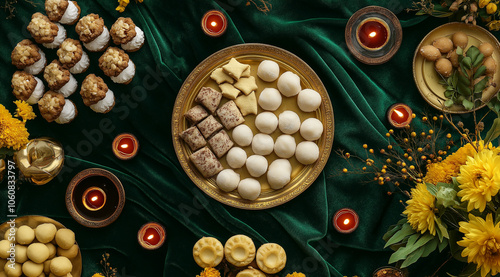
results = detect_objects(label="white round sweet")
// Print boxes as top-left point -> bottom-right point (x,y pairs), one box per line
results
216,169 -> 240,192
258,88 -> 282,111
257,60 -> 280,82
274,135 -> 296,159
226,147 -> 247,169
297,89 -> 322,112
238,178 -> 261,200
277,71 -> 301,97
252,134 -> 274,155
267,159 -> 292,190
246,155 -> 268,177
255,112 -> 278,134
232,124 -> 254,147
278,111 -> 301,135
300,118 -> 324,141
295,141 -> 319,165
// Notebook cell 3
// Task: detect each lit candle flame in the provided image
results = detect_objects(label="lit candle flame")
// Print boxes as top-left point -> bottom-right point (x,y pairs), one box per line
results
394,109 -> 404,118
91,196 -> 98,202
211,21 -> 217,27
369,31 -> 377,38
120,144 -> 129,149
147,234 -> 154,240
344,218 -> 350,225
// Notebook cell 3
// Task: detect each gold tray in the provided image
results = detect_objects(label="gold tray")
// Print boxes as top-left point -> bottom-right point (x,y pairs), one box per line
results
413,22 -> 500,113
0,215 -> 82,277
172,43 -> 334,210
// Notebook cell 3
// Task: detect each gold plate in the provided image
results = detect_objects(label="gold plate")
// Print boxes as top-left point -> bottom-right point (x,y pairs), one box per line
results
413,22 -> 500,113
172,43 -> 334,210
0,215 -> 82,277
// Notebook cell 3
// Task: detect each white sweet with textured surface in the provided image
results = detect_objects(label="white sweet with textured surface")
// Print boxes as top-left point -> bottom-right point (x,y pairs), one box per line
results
258,87 -> 282,111
27,77 -> 44,104
252,133 -> 274,156
43,23 -> 66,49
238,178 -> 261,200
110,59 -> 135,84
257,60 -> 280,82
295,141 -> 319,165
300,118 -> 323,141
274,135 -> 296,159
90,89 -> 114,113
267,159 -> 292,190
122,26 -> 145,51
232,124 -> 253,147
255,112 -> 278,134
278,110 -> 301,135
297,88 -> 322,112
277,71 -> 301,97
246,155 -> 268,178
216,169 -> 240,192
226,147 -> 247,169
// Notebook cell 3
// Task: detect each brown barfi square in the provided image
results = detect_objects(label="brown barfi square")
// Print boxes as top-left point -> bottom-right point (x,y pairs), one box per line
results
197,115 -> 223,138
217,100 -> 245,130
180,126 -> 206,151
190,147 -> 223,178
195,87 -> 222,114
185,105 -> 209,124
208,130 -> 234,158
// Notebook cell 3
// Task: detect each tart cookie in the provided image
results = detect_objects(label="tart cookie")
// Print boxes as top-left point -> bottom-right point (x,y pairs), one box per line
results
255,243 -> 286,274
45,0 -> 81,25
11,39 -> 46,75
57,38 -> 89,74
110,17 -> 145,52
224,235 -> 256,267
192,237 -> 224,268
27,12 -> 67,49
80,74 -> 115,113
236,268 -> 266,277
38,91 -> 77,124
44,60 -> 77,97
76,14 -> 110,52
99,47 -> 135,84
11,71 -> 44,104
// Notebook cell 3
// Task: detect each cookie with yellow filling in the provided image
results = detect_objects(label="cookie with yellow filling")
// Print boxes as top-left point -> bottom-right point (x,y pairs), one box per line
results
192,237 -> 224,268
255,243 -> 286,274
224,235 -> 255,267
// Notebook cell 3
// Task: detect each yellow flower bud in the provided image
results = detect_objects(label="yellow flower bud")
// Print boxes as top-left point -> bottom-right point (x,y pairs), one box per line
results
486,3 -> 497,14
480,0 -> 491,8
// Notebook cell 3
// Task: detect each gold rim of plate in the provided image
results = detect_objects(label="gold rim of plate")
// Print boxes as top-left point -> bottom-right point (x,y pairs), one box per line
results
0,215 -> 82,277
413,22 -> 500,114
172,43 -> 335,210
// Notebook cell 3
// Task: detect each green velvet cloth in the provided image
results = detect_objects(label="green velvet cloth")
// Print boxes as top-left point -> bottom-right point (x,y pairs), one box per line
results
0,0 -> 497,276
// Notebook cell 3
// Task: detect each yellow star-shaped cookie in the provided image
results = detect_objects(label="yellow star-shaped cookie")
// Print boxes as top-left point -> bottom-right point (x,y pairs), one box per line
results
219,83 -> 240,100
234,76 -> 258,95
210,68 -> 234,84
222,58 -> 250,80
234,91 -> 257,116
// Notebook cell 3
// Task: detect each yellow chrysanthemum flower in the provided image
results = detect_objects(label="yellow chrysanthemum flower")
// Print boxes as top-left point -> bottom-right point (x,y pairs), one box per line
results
92,274 -> 105,277
197,267 -> 220,277
287,273 -> 306,277
458,213 -> 500,277
487,20 -> 500,31
457,149 -> 500,212
403,183 -> 437,235
14,100 -> 36,122
480,0 -> 491,8
0,104 -> 30,150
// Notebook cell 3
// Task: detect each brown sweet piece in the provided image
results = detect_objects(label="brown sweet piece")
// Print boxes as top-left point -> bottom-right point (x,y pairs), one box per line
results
184,105 -> 209,124
190,147 -> 223,178
11,39 -> 41,69
75,14 -> 105,43
27,13 -> 59,44
197,115 -> 223,139
110,17 -> 137,45
217,100 -> 245,130
57,39 -> 83,69
195,87 -> 222,114
45,0 -> 69,22
180,126 -> 206,151
12,71 -> 37,101
38,91 -> 65,122
98,47 -> 130,77
208,130 -> 233,158
44,60 -> 70,90
80,74 -> 108,106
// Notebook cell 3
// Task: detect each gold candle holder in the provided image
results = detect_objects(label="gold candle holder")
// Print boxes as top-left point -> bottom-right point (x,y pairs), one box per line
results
112,133 -> 139,160
137,222 -> 166,250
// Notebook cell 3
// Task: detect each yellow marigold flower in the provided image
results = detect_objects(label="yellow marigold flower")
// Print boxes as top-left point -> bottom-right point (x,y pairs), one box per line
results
92,274 -> 105,277
286,273 -> 306,277
0,104 -> 30,150
480,0 -> 491,8
197,267 -> 220,277
457,213 -> 500,277
14,100 -> 36,122
487,19 -> 500,31
403,183 -> 437,235
457,149 -> 500,212
487,3 -> 497,14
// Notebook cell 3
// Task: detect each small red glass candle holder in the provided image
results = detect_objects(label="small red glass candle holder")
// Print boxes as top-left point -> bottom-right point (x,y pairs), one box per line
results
112,133 -> 139,160
138,222 -> 166,250
387,103 -> 413,128
373,266 -> 406,277
357,17 -> 390,51
201,10 -> 228,37
82,187 -> 107,211
333,208 -> 359,234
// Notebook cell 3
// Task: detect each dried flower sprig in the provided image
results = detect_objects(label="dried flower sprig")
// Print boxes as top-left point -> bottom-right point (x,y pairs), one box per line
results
246,0 -> 272,14
116,0 -> 143,13
97,252 -> 117,277
0,0 -> 36,19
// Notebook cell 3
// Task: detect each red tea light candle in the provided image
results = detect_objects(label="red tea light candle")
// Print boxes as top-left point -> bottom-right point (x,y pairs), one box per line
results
82,187 -> 106,211
137,222 -> 166,250
112,133 -> 139,160
333,208 -> 359,233
201,10 -> 227,37
387,103 -> 413,128
373,266 -> 405,277
356,17 -> 390,51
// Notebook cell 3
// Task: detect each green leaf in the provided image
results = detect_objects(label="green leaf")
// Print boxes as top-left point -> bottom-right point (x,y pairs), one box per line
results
484,117 -> 500,145
452,71 -> 459,87
457,262 -> 482,277
458,73 -> 471,86
439,79 -> 448,85
384,223 -> 415,248
473,76 -> 489,94
466,46 -> 480,63
383,223 -> 403,242
445,90 -> 454,98
388,233 -> 420,264
462,56 -> 472,69
444,99 -> 454,107
436,218 -> 450,241
421,238 -> 439,258
415,10 -> 427,15
473,65 -> 487,79
462,99 -> 474,110
449,230 -> 467,263
472,53 -> 485,68
456,46 -> 463,56
460,64 -> 469,78
438,238 -> 448,252
458,84 -> 472,97
401,246 -> 425,268
426,183 -> 438,196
